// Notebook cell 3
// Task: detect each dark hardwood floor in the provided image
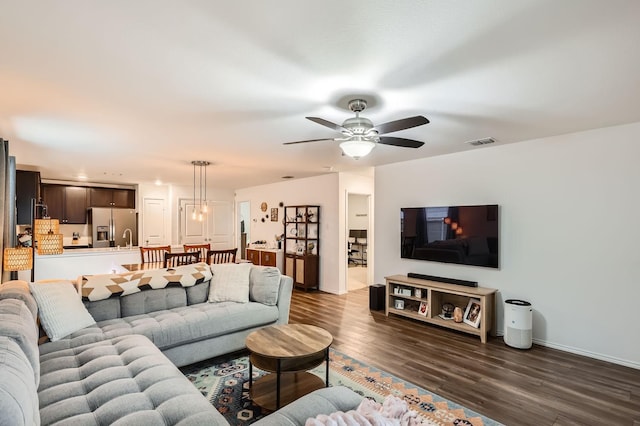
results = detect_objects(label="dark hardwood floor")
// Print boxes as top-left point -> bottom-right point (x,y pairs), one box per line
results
289,287 -> 640,426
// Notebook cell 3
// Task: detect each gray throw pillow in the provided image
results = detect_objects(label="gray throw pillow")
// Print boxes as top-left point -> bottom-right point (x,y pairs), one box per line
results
249,266 -> 281,306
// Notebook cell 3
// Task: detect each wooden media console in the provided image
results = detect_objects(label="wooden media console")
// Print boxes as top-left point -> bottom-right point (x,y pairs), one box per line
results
385,274 -> 497,343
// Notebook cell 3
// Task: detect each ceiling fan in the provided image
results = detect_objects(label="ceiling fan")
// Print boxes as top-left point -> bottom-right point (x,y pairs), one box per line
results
284,99 -> 429,159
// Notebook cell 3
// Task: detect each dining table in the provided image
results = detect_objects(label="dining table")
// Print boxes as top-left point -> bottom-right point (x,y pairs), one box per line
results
121,259 -> 253,272
121,262 -> 164,272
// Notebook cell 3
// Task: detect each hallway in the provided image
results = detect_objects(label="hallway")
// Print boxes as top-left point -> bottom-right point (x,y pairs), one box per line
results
347,265 -> 367,291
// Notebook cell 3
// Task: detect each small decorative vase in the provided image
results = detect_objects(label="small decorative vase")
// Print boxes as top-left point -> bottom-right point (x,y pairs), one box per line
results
453,307 -> 464,323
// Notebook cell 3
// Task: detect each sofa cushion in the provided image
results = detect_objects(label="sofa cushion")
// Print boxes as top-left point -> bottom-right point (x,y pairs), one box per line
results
0,336 -> 40,426
186,281 -> 210,305
208,263 -> 251,303
0,299 -> 40,384
40,301 -> 279,353
29,281 -> 96,342
120,286 -> 187,317
249,266 -> 280,306
84,298 -> 121,322
252,386 -> 364,426
38,334 -> 225,425
0,280 -> 38,321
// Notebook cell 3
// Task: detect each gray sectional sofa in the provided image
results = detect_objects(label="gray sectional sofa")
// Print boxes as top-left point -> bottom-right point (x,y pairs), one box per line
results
0,265 -> 363,426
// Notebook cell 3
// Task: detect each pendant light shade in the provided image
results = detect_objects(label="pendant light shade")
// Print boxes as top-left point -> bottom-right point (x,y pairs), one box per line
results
34,218 -> 59,236
37,234 -> 63,255
34,218 -> 63,255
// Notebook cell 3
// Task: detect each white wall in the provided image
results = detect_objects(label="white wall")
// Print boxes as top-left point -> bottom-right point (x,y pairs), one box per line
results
236,173 -> 338,293
236,174 -> 341,293
236,171 -> 375,294
375,122 -> 640,369
348,194 -> 369,230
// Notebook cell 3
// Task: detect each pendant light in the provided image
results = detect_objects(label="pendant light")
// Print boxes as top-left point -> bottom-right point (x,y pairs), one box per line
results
198,163 -> 203,221
191,160 -> 210,222
192,162 -> 197,220
202,163 -> 208,214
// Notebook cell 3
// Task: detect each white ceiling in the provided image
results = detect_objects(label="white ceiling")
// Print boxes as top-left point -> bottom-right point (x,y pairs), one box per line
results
2,1 -> 640,189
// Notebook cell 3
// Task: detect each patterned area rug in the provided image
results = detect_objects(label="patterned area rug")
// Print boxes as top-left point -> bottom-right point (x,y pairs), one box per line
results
180,348 -> 503,426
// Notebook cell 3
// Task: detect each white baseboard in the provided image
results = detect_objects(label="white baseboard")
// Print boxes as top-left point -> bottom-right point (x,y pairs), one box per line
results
495,330 -> 640,370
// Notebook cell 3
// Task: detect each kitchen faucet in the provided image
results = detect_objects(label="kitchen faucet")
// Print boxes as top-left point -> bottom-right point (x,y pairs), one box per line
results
123,228 -> 133,249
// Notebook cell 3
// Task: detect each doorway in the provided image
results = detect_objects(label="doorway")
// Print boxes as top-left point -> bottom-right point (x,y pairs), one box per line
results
347,193 -> 370,292
237,201 -> 250,260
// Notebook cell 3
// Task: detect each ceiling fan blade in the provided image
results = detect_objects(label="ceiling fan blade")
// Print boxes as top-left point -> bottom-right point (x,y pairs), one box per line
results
374,116 -> 429,135
283,138 -> 336,145
378,136 -> 425,148
306,117 -> 348,132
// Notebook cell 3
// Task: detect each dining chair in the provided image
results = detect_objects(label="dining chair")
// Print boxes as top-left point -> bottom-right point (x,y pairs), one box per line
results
163,251 -> 200,268
139,245 -> 171,264
183,243 -> 210,263
206,248 -> 238,264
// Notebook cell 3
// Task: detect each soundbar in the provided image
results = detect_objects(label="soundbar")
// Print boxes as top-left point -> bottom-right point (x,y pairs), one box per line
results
407,273 -> 478,287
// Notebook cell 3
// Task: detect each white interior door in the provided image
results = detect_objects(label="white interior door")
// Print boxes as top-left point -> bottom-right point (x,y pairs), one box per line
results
179,199 -> 233,247
180,199 -> 206,244
142,198 -> 166,246
207,201 -> 233,249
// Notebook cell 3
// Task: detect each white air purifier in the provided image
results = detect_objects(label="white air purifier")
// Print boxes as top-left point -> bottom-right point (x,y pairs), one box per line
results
504,299 -> 533,349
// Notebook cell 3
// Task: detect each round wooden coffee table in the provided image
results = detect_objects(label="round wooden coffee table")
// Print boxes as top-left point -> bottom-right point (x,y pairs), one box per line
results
246,324 -> 333,411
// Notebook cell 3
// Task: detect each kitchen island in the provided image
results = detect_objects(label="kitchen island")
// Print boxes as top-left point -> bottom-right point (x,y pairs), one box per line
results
34,247 -> 141,281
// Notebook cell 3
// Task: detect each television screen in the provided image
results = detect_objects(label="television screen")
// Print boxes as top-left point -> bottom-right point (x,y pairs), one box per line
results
401,205 -> 499,268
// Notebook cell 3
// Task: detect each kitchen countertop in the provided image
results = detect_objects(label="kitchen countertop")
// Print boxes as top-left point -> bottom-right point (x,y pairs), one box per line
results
34,246 -> 143,280
35,246 -> 140,258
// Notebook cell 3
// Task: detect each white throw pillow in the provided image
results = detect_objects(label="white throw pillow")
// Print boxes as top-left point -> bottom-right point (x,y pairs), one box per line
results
208,263 -> 252,303
29,281 -> 96,342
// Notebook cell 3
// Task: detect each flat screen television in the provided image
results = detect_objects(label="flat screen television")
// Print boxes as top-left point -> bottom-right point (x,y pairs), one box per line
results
401,204 -> 499,268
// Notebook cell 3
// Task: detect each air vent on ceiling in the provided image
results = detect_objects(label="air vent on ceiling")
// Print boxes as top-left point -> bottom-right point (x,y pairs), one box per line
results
465,137 -> 496,146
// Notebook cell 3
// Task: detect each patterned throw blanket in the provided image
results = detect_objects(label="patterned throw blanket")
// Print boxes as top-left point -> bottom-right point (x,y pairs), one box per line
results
80,262 -> 212,301
305,395 -> 421,426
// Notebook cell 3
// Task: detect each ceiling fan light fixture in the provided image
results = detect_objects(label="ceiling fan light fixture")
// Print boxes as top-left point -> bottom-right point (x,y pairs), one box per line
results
286,98 -> 428,156
340,139 -> 375,159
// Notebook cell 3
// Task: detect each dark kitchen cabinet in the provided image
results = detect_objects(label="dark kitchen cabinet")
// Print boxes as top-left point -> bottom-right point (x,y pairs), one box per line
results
16,170 -> 41,225
113,189 -> 135,208
41,184 -> 88,224
89,187 -> 135,208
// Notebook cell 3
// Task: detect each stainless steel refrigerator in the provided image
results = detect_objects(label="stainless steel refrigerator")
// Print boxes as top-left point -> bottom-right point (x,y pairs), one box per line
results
88,207 -> 138,248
